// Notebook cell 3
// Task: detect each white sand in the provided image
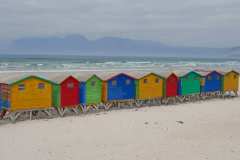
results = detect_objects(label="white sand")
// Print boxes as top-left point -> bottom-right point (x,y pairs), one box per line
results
1,98 -> 240,160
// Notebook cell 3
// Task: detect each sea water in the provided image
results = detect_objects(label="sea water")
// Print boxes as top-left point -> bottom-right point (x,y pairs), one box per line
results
0,55 -> 239,73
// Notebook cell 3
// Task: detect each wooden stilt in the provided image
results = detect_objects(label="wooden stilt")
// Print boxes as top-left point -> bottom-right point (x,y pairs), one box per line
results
71,107 -> 79,114
29,111 -> 33,120
43,109 -> 52,117
79,104 -> 85,112
57,107 -> 64,117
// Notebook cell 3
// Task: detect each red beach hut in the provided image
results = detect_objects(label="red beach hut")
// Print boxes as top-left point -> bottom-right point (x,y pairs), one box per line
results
164,73 -> 179,97
48,74 -> 80,108
60,76 -> 80,107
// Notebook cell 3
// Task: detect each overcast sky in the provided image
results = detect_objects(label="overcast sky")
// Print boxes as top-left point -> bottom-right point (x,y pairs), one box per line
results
0,0 -> 239,47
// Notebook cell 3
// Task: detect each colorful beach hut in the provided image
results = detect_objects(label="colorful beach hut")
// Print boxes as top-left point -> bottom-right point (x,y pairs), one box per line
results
0,83 -> 10,112
134,72 -> 165,100
78,74 -> 103,105
101,73 -> 136,102
222,70 -> 239,95
0,74 -> 56,121
178,71 -> 202,96
163,73 -> 179,97
47,75 -> 80,108
195,70 -> 223,93
9,75 -> 54,111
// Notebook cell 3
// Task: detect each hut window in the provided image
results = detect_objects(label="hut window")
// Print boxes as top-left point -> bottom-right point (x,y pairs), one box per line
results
112,80 -> 117,86
207,76 -> 212,80
155,78 -> 159,83
18,84 -> 25,91
216,75 -> 220,80
91,81 -> 96,86
234,75 -> 237,79
143,79 -> 148,84
38,83 -> 45,89
67,82 -> 74,89
126,79 -> 131,85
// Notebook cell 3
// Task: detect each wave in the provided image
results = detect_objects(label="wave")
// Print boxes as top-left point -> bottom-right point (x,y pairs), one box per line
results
0,56 -> 239,72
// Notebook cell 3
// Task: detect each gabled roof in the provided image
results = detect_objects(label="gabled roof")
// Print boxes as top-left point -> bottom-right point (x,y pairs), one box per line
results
159,72 -> 178,79
224,70 -> 240,76
10,75 -> 57,86
135,72 -> 165,80
179,71 -> 202,78
45,74 -> 76,84
194,69 -> 223,77
97,72 -> 137,81
75,73 -> 102,82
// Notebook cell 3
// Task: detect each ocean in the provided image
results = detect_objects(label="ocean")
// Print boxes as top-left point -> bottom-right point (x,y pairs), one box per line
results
0,55 -> 239,73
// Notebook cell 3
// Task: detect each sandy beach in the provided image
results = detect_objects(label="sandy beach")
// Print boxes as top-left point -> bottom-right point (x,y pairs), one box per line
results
0,98 -> 240,160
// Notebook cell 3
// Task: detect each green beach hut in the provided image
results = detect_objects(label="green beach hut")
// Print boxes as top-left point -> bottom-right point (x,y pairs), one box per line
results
178,71 -> 202,96
78,74 -> 103,106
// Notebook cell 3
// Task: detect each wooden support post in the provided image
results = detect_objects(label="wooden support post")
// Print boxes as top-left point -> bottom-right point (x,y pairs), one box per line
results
29,111 -> 32,120
79,105 -> 85,112
72,108 -> 79,114
43,109 -> 52,117
57,108 -> 64,117
9,112 -> 22,123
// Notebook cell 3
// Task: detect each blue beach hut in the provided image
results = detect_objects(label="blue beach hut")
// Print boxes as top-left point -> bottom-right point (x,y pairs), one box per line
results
196,70 -> 223,93
101,73 -> 136,101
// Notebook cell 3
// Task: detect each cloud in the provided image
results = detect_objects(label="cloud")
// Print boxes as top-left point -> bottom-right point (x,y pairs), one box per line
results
0,0 -> 239,47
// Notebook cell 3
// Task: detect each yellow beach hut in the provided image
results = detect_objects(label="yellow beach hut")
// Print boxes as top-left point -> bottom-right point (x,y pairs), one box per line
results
222,70 -> 239,95
10,75 -> 55,111
0,74 -> 56,121
135,72 -> 165,100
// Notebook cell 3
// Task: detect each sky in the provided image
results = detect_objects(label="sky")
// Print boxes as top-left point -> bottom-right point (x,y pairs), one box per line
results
0,0 -> 240,47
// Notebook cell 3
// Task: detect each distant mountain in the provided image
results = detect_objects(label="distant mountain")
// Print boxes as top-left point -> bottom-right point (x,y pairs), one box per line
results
0,34 -> 234,58
227,47 -> 240,58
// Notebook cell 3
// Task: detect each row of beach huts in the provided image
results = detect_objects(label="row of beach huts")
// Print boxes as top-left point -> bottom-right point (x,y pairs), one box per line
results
0,70 -> 239,122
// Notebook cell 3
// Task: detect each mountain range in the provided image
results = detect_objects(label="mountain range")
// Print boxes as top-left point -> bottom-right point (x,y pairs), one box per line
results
0,34 -> 239,58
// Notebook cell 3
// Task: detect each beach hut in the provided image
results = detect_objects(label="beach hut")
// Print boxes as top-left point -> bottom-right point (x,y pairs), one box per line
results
101,73 -> 136,109
156,72 -> 179,104
164,73 -> 179,97
77,74 -> 103,111
0,83 -> 10,113
135,72 -> 165,100
0,74 -> 56,121
222,70 -> 239,95
178,71 -> 202,101
47,74 -> 80,116
195,70 -> 223,95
